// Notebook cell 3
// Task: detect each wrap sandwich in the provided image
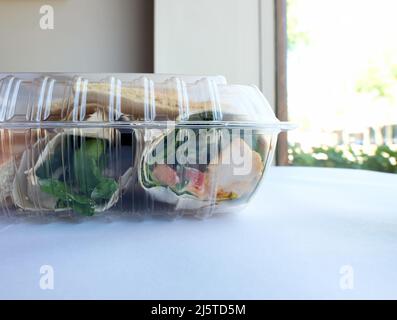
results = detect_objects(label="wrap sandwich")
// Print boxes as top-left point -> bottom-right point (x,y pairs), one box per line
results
12,106 -> 135,216
0,129 -> 35,208
75,82 -> 273,212
0,159 -> 16,207
139,113 -> 267,211
1,79 -> 274,216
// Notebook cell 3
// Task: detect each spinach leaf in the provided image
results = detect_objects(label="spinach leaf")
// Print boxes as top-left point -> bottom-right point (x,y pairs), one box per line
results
38,137 -> 118,216
91,178 -> 118,200
39,179 -> 96,216
73,139 -> 105,194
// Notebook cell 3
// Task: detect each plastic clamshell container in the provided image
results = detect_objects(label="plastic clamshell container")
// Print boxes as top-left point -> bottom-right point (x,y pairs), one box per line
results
0,73 -> 294,219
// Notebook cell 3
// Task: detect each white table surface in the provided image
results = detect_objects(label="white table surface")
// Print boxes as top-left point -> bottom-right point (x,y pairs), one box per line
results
1,166 -> 397,300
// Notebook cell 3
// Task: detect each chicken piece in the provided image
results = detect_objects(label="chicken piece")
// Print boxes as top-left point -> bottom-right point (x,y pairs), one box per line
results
206,138 -> 264,200
152,164 -> 180,188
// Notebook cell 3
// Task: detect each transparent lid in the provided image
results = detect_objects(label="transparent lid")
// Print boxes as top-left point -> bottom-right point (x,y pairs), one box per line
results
0,73 -> 294,130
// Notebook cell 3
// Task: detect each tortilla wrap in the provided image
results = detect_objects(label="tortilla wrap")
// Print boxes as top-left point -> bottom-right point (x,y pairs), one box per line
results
12,109 -> 134,214
74,81 -> 271,211
138,123 -> 266,211
0,159 -> 16,206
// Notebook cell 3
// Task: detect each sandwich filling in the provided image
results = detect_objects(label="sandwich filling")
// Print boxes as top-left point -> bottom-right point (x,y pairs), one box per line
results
141,113 -> 265,203
35,136 -> 118,216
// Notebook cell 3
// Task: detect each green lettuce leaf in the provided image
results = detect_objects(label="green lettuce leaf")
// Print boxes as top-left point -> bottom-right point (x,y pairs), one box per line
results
38,137 -> 118,216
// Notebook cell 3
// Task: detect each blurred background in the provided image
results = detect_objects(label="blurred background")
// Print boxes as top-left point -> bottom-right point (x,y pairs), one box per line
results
287,0 -> 397,173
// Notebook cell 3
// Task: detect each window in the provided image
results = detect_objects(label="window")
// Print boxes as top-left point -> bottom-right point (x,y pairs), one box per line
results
283,0 -> 397,173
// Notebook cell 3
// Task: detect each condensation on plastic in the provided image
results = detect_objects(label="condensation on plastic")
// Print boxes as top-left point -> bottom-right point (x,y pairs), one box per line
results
0,73 -> 294,220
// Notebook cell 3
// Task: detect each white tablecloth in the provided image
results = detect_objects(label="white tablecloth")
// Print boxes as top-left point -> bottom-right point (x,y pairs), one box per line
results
0,167 -> 396,300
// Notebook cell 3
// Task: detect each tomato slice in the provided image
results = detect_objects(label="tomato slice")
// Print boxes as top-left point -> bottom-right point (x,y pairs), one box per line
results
185,167 -> 205,191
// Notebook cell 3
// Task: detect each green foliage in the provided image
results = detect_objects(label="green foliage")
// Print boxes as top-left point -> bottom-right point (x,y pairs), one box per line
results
287,0 -> 310,50
360,145 -> 397,173
356,66 -> 397,99
289,144 -> 397,174
356,55 -> 397,100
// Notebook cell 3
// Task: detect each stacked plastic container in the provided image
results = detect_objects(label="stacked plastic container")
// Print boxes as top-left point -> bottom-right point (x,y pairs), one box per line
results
0,73 -> 293,219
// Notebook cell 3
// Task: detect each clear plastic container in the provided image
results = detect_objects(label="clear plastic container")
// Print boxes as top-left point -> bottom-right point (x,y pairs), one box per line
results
0,73 -> 294,219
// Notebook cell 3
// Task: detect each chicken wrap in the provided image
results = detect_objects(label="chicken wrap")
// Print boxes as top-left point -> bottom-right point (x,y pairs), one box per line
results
79,82 -> 272,211
139,112 -> 267,211
0,129 -> 36,208
12,108 -> 135,215
0,159 -> 16,207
